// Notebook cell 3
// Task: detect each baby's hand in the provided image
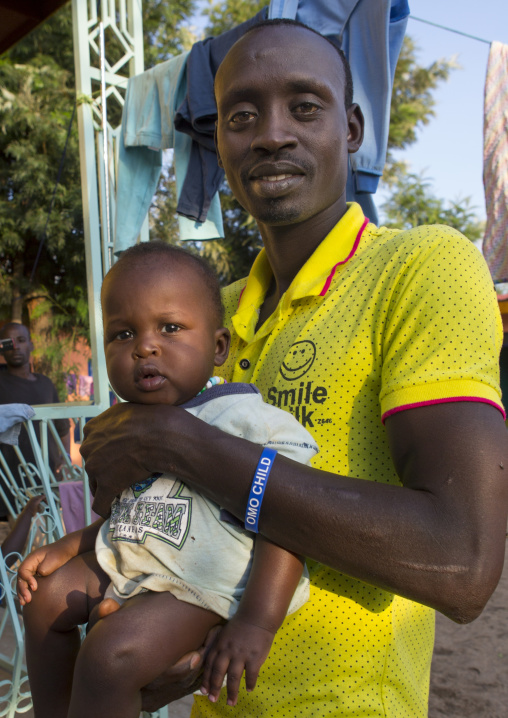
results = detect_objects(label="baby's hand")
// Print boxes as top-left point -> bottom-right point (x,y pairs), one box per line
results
200,616 -> 275,706
17,541 -> 75,605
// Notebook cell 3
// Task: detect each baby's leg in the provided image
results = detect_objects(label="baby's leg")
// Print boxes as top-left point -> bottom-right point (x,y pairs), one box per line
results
68,590 -> 221,718
23,551 -> 110,718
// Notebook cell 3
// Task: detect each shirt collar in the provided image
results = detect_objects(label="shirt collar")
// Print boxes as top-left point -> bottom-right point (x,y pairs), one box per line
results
232,203 -> 368,342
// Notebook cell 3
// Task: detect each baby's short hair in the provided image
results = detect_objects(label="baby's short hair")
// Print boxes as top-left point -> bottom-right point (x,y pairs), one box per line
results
111,242 -> 224,326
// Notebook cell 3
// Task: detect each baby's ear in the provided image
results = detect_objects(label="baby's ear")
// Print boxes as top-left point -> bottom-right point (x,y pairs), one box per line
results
214,327 -> 230,366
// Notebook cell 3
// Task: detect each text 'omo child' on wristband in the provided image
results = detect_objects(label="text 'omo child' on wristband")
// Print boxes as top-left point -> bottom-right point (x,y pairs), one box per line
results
245,447 -> 278,533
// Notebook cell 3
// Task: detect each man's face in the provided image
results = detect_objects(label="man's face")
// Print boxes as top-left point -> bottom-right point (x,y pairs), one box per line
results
101,259 -> 229,406
0,324 -> 33,369
215,25 -> 363,229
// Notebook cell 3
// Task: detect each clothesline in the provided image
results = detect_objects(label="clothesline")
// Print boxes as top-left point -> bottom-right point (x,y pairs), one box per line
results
410,15 -> 491,46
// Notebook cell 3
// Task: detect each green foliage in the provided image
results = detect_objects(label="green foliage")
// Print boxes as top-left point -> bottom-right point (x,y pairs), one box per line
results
0,2 -> 197,390
200,185 -> 262,285
143,0 -> 197,68
149,164 -> 181,245
203,0 -> 266,36
381,170 -> 484,241
0,53 -> 84,327
29,286 -> 90,398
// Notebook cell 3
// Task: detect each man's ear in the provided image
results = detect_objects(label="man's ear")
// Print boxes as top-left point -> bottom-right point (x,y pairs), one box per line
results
214,123 -> 224,169
214,327 -> 230,366
346,103 -> 364,154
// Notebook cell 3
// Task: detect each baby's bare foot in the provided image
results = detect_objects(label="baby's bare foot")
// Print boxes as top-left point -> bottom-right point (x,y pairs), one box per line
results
88,597 -> 121,631
97,597 -> 121,618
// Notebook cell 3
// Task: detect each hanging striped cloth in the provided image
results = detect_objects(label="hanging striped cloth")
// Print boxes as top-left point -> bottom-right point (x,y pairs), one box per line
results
483,41 -> 508,282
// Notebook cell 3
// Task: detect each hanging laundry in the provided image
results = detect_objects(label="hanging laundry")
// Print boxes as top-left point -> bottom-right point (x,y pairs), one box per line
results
114,51 -> 225,253
482,41 -> 508,283
116,2 -> 408,248
268,0 -> 409,225
174,8 -> 267,224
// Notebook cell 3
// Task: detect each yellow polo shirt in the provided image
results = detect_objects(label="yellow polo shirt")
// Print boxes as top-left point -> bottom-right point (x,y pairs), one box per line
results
192,203 -> 503,717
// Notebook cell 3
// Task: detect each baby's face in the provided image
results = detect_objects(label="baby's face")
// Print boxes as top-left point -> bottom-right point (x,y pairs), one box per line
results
101,259 -> 229,406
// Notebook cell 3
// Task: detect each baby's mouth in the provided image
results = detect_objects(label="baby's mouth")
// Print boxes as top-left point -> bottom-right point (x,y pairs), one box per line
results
135,365 -> 166,392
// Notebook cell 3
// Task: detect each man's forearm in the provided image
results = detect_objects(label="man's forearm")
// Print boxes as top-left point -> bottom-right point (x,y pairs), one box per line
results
159,403 -> 508,623
82,401 -> 508,622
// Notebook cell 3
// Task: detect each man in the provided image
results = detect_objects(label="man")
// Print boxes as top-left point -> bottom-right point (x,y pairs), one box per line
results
0,322 -> 70,518
81,21 -> 508,717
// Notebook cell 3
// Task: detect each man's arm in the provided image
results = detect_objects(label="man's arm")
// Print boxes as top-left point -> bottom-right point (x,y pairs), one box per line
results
82,400 -> 508,622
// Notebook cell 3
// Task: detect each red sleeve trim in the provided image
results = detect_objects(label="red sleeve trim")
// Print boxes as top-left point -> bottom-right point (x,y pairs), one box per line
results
319,217 -> 369,296
382,396 -> 506,423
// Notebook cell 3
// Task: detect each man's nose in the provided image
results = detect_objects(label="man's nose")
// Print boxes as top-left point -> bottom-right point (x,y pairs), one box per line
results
132,335 -> 161,358
250,109 -> 297,154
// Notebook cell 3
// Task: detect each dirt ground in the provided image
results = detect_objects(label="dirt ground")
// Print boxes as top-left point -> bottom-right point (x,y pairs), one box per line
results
428,545 -> 508,718
2,524 -> 507,717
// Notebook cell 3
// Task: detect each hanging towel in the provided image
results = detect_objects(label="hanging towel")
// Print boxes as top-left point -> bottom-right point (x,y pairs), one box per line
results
483,41 -> 508,282
0,404 -> 35,445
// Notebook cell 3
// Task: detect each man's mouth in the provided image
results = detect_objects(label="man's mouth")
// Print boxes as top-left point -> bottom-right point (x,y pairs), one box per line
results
256,173 -> 295,182
247,161 -> 307,199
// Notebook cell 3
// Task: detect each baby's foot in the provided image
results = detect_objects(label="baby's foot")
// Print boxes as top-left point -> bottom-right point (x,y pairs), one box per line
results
88,597 -> 121,631
97,597 -> 121,619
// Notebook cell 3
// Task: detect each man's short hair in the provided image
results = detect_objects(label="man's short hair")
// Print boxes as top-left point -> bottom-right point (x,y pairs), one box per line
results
240,18 -> 354,110
0,322 -> 30,339
110,242 -> 224,326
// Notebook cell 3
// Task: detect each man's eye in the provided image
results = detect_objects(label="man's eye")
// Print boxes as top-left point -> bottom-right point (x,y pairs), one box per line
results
230,111 -> 255,124
162,323 -> 180,334
294,102 -> 320,115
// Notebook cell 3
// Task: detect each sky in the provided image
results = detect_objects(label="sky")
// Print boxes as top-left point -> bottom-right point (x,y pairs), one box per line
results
386,0 -> 508,222
191,0 -> 508,224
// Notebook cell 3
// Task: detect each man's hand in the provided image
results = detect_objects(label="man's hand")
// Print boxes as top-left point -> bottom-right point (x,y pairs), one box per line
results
81,403 -> 162,516
140,626 -> 221,711
200,617 -> 275,706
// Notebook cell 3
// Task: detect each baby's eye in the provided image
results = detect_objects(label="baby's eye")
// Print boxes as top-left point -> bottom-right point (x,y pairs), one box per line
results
114,330 -> 133,341
161,323 -> 180,334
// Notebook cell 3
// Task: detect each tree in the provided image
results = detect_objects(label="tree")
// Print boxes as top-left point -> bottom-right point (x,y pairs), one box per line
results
0,2 -> 195,392
381,170 -> 484,240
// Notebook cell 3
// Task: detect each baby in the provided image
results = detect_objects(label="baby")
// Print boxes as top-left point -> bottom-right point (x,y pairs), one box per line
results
17,242 -> 317,718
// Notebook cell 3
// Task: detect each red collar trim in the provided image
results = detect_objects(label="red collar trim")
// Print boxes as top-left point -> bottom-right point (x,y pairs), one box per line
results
319,217 -> 369,296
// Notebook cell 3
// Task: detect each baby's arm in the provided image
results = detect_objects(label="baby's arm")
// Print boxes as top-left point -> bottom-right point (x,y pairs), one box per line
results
201,535 -> 305,706
17,517 -> 104,605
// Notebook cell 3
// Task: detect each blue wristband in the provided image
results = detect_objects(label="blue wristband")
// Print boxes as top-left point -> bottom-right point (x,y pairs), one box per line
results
245,447 -> 277,533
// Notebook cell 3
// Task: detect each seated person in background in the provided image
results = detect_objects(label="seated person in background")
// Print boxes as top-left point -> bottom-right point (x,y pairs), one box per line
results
17,242 -> 317,718
1,495 -> 44,569
0,323 -> 70,519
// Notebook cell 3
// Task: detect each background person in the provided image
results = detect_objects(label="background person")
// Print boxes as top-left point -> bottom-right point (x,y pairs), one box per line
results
0,322 -> 70,519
